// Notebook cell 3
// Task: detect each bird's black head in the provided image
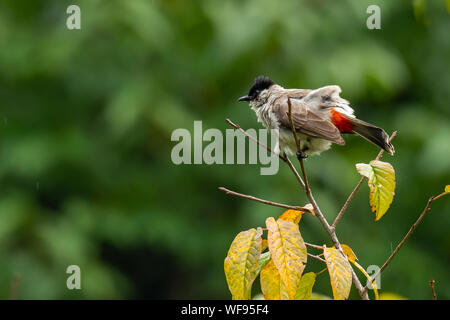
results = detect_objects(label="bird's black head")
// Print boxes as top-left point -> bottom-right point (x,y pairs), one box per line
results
238,76 -> 275,102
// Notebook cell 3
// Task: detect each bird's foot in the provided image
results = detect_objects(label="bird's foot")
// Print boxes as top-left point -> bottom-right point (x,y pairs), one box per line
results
296,151 -> 308,160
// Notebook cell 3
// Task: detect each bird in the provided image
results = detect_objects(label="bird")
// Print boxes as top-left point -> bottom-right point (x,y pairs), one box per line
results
238,76 -> 394,159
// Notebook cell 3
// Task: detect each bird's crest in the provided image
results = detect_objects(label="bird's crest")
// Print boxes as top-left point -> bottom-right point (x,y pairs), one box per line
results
248,76 -> 274,97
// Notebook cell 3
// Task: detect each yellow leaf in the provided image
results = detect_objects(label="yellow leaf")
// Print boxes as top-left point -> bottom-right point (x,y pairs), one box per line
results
251,293 -> 264,300
352,261 -> 379,300
278,209 -> 304,224
224,227 -> 263,300
323,246 -> 353,300
266,217 -> 307,299
333,244 -> 358,263
379,292 -> 407,300
309,292 -> 332,300
356,160 -> 396,221
294,272 -> 316,300
260,259 -> 289,300
445,185 -> 450,194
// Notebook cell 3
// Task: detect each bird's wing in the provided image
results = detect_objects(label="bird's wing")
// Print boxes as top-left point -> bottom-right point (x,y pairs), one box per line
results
273,96 -> 345,145
283,88 -> 312,99
300,85 -> 354,116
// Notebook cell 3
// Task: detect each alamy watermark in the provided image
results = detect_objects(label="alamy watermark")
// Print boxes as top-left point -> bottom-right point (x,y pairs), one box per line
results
66,5 -> 81,30
366,264 -> 382,290
66,265 -> 81,290
65,4 -> 380,31
171,121 -> 280,175
367,5 -> 381,29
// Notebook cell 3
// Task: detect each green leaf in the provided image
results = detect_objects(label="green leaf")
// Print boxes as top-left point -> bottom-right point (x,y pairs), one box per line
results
356,160 -> 396,221
256,251 -> 271,275
266,217 -> 307,299
224,227 -> 263,300
294,272 -> 316,300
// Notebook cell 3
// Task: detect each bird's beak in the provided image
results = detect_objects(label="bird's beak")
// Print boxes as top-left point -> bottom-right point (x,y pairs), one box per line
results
238,95 -> 251,102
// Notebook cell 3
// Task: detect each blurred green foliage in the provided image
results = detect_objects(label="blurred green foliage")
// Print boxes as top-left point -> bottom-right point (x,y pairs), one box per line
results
0,0 -> 449,299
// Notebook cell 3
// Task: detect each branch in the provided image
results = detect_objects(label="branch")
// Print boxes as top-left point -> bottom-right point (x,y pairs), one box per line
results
218,187 -> 313,213
430,280 -> 437,300
226,118 -> 306,189
332,131 -> 397,229
308,253 -> 326,263
286,98 -> 302,154
285,100 -> 369,300
284,155 -> 306,189
9,273 -> 21,300
224,117 -> 369,299
305,242 -> 326,250
366,191 -> 448,289
287,97 -> 310,192
225,118 -> 286,161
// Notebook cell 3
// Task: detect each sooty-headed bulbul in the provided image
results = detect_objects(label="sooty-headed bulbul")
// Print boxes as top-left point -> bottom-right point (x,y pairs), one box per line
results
238,76 -> 394,159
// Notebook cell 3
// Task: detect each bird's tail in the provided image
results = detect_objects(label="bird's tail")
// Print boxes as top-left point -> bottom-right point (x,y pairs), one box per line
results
349,118 -> 395,155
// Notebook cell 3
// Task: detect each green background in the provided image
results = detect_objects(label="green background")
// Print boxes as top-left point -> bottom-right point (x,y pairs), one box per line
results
0,0 -> 449,299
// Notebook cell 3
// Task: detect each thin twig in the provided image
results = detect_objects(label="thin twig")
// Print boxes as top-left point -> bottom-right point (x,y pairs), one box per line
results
308,253 -> 326,263
315,267 -> 328,276
226,118 -> 305,188
284,156 -> 306,189
305,242 -> 325,250
430,280 -> 437,300
366,192 -> 448,289
226,118 -> 286,161
332,131 -> 397,229
286,97 -> 302,153
287,97 -> 310,192
332,179 -> 365,229
218,187 -> 312,213
284,102 -> 369,300
9,273 -> 21,300
224,117 -> 369,299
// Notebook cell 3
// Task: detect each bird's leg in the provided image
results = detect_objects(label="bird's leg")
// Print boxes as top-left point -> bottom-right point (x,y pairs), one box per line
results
296,136 -> 309,160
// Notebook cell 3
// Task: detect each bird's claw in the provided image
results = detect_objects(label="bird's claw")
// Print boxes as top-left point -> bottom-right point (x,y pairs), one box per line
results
296,151 -> 308,160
